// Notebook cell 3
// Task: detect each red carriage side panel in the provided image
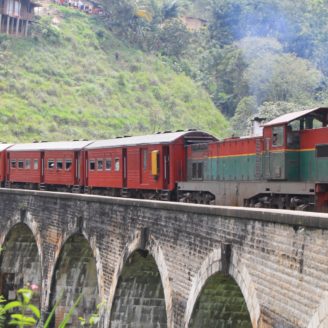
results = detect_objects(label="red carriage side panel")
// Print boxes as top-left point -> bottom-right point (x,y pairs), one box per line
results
44,150 -> 77,186
8,141 -> 92,188
300,127 -> 328,149
0,145 -> 12,183
86,147 -> 124,189
8,151 -> 42,184
126,144 -> 166,190
85,131 -> 217,195
169,141 -> 186,190
0,152 -> 4,183
79,150 -> 87,187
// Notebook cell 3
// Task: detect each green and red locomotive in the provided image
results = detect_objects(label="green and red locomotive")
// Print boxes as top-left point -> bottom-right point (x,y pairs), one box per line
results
178,107 -> 328,211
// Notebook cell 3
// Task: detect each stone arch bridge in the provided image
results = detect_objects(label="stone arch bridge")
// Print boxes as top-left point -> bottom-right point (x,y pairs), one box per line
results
0,189 -> 328,328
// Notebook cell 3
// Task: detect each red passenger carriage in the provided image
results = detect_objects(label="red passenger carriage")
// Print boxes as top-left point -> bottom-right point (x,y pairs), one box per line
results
7,141 -> 92,191
85,131 -> 216,199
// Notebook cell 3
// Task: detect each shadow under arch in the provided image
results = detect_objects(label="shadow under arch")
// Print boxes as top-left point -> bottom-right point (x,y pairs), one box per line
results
106,234 -> 173,328
184,248 -> 261,328
44,227 -> 105,308
48,232 -> 100,327
0,222 -> 42,307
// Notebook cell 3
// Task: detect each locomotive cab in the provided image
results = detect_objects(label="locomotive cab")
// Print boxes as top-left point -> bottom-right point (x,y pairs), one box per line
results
263,107 -> 328,182
262,123 -> 300,181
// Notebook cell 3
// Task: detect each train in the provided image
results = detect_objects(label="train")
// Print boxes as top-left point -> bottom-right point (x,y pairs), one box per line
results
0,106 -> 327,211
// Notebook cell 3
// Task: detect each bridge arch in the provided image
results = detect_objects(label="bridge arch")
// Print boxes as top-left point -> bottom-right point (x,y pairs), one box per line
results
0,212 -> 43,259
0,220 -> 42,307
47,230 -> 101,327
45,227 -> 105,305
106,232 -> 173,328
184,247 -> 261,328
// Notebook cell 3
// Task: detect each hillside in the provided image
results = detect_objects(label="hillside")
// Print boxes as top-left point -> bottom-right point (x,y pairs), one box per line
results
0,5 -> 228,142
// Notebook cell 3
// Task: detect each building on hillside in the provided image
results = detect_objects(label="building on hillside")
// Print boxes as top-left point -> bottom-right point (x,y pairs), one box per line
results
180,16 -> 207,31
0,0 -> 40,36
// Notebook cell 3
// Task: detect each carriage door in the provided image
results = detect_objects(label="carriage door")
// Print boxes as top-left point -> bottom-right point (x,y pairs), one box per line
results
270,125 -> 286,180
40,151 -> 45,183
74,151 -> 80,185
6,152 -> 10,181
163,146 -> 170,189
140,148 -> 147,184
123,148 -> 127,188
84,151 -> 89,186
263,138 -> 271,179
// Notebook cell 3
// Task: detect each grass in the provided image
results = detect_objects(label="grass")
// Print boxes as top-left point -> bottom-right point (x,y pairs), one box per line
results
0,5 -> 228,142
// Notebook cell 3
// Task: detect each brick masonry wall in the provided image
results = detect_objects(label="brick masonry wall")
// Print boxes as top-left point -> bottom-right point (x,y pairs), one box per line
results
0,189 -> 328,327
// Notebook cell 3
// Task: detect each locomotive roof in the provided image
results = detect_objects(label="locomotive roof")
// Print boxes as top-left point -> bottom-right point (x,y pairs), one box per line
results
0,144 -> 13,151
263,107 -> 328,127
8,140 -> 94,152
86,131 -> 216,149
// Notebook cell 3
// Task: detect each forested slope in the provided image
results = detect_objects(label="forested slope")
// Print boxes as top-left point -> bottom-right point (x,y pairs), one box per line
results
0,5 -> 228,142
106,0 -> 328,135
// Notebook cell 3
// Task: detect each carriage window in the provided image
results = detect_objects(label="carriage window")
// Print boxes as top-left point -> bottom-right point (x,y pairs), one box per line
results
18,160 -> 24,169
48,160 -> 55,169
57,160 -> 63,170
11,160 -> 16,168
272,126 -> 284,147
105,159 -> 112,171
65,160 -> 72,170
25,159 -> 31,169
97,159 -> 103,171
192,162 -> 203,180
192,163 -> 197,179
197,163 -> 203,179
34,159 -> 38,170
115,158 -> 120,171
89,160 -> 95,171
143,149 -> 148,170
316,145 -> 328,158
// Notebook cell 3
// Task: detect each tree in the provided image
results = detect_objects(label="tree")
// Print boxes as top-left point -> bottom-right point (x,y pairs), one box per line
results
162,1 -> 180,20
243,53 -> 323,104
155,19 -> 191,57
230,96 -> 257,136
258,101 -> 305,122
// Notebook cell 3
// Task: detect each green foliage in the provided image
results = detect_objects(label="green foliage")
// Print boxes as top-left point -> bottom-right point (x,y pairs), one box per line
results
58,294 -> 83,328
32,16 -> 62,44
4,288 -> 40,327
230,96 -> 257,136
43,290 -> 64,328
162,1 -> 180,20
153,19 -> 191,57
0,5 -> 228,142
0,289 -> 100,328
171,0 -> 328,136
243,52 -> 323,104
79,300 -> 105,327
0,295 -> 6,328
258,101 -> 305,122
102,0 -> 192,56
